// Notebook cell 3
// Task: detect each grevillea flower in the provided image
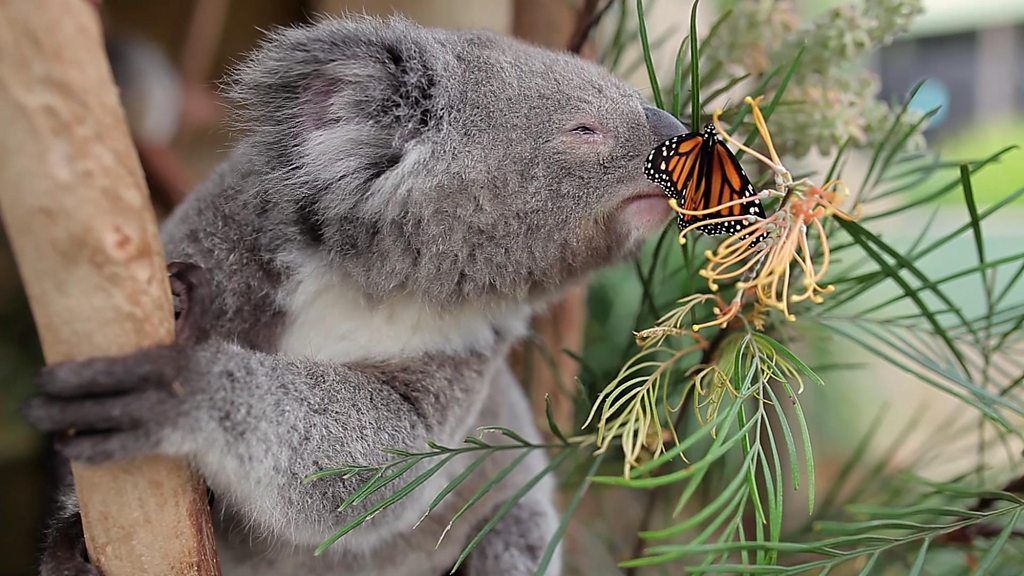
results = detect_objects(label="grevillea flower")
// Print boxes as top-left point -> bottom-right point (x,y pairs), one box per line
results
671,96 -> 856,327
588,97 -> 848,472
585,296 -> 709,473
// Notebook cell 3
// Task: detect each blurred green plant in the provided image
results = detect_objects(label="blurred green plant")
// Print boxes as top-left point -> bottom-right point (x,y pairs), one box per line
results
308,1 -> 1024,573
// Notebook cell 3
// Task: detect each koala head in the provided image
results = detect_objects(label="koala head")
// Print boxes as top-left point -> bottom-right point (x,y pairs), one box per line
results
229,16 -> 683,307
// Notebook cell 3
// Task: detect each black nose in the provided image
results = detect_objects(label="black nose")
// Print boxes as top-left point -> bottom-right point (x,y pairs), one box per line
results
644,105 -> 686,142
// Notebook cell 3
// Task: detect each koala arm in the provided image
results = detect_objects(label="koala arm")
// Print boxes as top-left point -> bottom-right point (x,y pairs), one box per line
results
25,264 -> 494,550
30,341 -> 492,541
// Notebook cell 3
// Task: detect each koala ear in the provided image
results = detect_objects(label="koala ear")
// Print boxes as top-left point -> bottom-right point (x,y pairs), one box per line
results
226,17 -> 437,179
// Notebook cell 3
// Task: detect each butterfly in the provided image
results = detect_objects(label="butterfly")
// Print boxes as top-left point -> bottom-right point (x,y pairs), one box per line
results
643,122 -> 766,238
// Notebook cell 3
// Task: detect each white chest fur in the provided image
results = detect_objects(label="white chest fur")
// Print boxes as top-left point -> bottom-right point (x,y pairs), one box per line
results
277,257 -> 531,363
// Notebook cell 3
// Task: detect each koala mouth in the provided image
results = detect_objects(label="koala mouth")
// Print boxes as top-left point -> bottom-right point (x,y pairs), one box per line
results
619,185 -> 674,232
622,189 -> 666,205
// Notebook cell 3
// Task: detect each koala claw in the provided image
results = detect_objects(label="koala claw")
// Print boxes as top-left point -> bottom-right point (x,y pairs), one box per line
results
23,262 -> 209,464
24,346 -> 188,463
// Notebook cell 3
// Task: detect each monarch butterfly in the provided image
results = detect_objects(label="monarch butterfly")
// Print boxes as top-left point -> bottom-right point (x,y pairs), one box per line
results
644,122 -> 766,238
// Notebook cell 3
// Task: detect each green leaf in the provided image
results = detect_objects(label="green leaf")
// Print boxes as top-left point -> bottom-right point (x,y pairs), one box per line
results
754,334 -> 825,387
960,164 -> 992,303
451,450 -> 572,572
443,449 -> 534,538
764,385 -> 800,496
973,508 -> 1022,574
734,44 -> 805,159
859,80 -> 927,195
782,379 -> 815,513
856,551 -> 880,575
639,451 -> 753,539
417,449 -> 494,528
688,0 -> 701,126
837,219 -> 972,375
907,538 -> 930,576
636,0 -> 662,109
534,452 -> 602,575
315,454 -> 456,555
544,394 -> 570,445
341,458 -> 420,510
866,146 -> 1016,220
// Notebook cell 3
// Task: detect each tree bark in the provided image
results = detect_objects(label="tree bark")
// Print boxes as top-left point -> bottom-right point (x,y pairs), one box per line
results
0,2 -> 220,575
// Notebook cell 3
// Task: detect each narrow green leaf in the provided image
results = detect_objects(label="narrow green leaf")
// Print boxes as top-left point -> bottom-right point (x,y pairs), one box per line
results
444,449 -> 535,535
765,385 -> 801,495
859,80 -> 927,195
534,452 -> 602,576
866,146 -> 1016,220
856,551 -> 880,575
671,35 -> 689,118
822,323 -> 1013,430
754,334 -> 825,387
838,219 -> 972,375
636,0 -> 663,109
783,380 -> 815,513
418,449 -> 495,527
544,394 -> 570,445
735,45 -> 805,159
907,538 -> 930,576
640,453 -> 753,539
688,0 -> 701,126
973,508 -> 1022,574
342,458 -> 420,510
315,454 -> 455,555
960,164 -> 991,301
825,138 -> 851,184
451,450 -> 572,572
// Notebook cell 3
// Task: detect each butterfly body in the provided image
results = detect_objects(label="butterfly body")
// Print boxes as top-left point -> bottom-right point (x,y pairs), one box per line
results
644,122 -> 766,237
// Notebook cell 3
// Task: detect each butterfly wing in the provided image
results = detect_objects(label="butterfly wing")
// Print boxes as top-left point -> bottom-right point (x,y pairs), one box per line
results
686,139 -> 766,237
644,126 -> 767,242
643,132 -> 704,201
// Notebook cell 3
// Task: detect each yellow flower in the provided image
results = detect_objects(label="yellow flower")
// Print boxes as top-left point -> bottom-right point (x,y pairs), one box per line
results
673,96 -> 856,325
585,296 -> 709,473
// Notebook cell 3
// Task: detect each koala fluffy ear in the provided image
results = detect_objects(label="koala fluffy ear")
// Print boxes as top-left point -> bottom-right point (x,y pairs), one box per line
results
226,17 -> 438,180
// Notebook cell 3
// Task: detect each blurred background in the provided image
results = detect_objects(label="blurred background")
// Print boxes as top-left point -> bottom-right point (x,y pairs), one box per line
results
1,0 -> 1022,574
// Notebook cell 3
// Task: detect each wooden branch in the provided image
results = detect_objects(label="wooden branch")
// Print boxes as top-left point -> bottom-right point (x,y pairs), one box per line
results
0,2 -> 220,575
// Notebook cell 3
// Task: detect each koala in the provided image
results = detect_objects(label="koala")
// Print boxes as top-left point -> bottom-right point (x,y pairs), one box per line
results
25,16 -> 683,576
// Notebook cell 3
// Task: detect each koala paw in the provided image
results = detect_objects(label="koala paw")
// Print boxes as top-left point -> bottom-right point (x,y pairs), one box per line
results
24,345 -> 191,463
40,514 -> 103,576
23,262 -> 210,464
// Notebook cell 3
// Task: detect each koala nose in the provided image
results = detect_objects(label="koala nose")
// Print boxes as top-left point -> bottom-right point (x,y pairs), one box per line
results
644,105 -> 686,143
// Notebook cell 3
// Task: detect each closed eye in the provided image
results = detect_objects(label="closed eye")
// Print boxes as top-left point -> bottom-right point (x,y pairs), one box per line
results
570,125 -> 599,136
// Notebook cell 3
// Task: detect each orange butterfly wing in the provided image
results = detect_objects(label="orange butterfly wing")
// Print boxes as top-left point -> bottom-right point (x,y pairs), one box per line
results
645,123 -> 766,239
644,133 -> 704,200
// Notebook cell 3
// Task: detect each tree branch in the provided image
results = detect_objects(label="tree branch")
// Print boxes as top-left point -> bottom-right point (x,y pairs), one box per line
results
0,3 -> 219,574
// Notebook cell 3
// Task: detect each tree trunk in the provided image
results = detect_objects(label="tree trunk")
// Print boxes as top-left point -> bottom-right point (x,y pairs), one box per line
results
0,2 -> 220,575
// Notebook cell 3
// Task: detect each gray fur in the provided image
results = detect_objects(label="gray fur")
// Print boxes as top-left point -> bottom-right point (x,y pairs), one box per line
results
28,15 -> 682,576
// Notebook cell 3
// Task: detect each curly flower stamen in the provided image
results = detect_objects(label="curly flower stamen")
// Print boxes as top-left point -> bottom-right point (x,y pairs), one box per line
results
668,192 -> 771,217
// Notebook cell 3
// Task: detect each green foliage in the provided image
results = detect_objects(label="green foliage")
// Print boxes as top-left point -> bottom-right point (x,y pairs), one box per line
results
307,2 -> 1024,573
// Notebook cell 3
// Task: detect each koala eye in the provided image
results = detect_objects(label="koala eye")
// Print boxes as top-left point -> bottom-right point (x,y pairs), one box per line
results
569,124 -> 599,136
